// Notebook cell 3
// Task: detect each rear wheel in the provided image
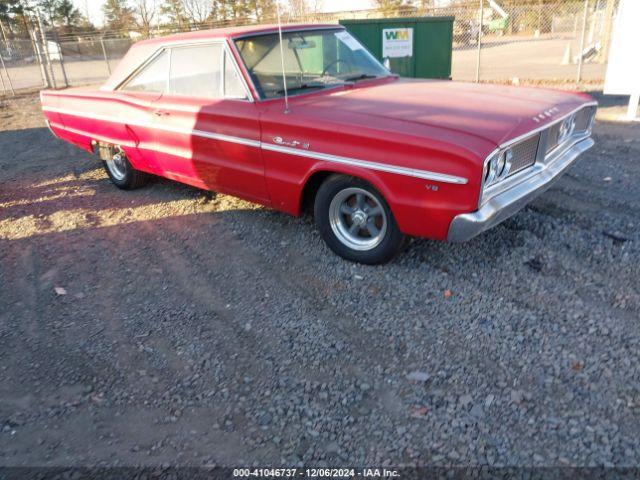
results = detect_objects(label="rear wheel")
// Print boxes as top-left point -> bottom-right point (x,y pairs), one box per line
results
104,148 -> 148,190
314,175 -> 406,264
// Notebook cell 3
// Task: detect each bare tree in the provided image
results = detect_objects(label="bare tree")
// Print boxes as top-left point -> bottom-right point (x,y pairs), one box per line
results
373,0 -> 412,16
288,0 -> 308,18
133,0 -> 156,38
250,0 -> 277,21
309,0 -> 322,14
161,0 -> 191,28
287,0 -> 322,19
182,0 -> 210,25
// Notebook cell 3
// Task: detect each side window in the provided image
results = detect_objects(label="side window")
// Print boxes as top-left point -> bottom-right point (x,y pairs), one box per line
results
169,44 -> 222,98
224,51 -> 247,99
121,50 -> 169,93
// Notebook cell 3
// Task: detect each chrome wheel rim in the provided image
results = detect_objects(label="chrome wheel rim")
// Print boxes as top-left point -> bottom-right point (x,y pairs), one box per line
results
329,187 -> 387,251
106,152 -> 127,181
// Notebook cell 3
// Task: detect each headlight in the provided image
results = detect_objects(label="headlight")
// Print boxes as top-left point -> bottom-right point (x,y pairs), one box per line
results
559,114 -> 576,143
496,153 -> 506,178
484,147 -> 513,187
484,152 -> 499,186
499,148 -> 513,178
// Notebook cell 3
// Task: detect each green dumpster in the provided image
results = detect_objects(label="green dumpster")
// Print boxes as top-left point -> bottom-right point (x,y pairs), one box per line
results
339,17 -> 454,79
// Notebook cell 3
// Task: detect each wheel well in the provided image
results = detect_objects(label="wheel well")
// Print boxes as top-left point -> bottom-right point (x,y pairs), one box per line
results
300,171 -> 335,214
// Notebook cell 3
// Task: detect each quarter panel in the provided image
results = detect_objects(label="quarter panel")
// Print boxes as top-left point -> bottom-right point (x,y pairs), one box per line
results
259,100 -> 483,240
41,89 -> 161,175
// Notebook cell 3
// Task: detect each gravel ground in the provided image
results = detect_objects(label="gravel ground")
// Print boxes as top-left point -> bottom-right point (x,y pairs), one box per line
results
0,92 -> 639,468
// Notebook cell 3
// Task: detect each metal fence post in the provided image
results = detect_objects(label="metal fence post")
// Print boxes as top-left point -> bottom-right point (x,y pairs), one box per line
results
0,53 -> 16,96
576,0 -> 589,83
100,38 -> 112,75
600,0 -> 616,63
475,0 -> 484,83
30,30 -> 50,88
0,18 -> 9,46
36,10 -> 57,89
54,32 -> 69,88
627,93 -> 640,121
0,65 -> 7,95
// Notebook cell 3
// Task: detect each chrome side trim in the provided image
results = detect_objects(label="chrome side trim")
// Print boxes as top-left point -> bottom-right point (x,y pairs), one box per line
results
43,107 -> 261,148
50,121 -> 199,160
45,120 -> 60,140
49,121 -> 137,149
44,107 -> 139,125
152,121 -> 262,148
448,137 -> 594,242
262,143 -> 468,184
41,106 -> 469,185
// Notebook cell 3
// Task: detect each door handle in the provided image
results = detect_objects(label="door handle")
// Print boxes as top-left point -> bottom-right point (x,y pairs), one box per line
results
153,109 -> 170,117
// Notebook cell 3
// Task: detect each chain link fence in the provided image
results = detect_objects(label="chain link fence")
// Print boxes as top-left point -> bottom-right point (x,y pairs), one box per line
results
456,0 -> 613,83
0,37 -> 47,92
50,37 -> 134,87
0,0 -> 617,97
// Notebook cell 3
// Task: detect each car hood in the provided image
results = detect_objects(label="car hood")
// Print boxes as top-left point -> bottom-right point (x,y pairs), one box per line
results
293,78 -> 592,146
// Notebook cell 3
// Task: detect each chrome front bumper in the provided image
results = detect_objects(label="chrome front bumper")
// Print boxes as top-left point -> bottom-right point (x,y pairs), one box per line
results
447,137 -> 595,242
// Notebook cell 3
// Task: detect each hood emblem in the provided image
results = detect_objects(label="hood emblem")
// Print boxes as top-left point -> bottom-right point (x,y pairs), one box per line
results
532,106 -> 560,123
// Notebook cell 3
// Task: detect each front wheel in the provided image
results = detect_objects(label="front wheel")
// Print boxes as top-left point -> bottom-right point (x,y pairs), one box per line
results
314,175 -> 407,264
103,148 -> 148,190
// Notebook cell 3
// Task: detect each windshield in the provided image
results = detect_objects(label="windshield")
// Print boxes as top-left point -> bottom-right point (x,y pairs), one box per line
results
234,28 -> 390,99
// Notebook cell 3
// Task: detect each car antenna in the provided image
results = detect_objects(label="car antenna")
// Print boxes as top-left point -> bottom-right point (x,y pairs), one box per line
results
276,2 -> 290,114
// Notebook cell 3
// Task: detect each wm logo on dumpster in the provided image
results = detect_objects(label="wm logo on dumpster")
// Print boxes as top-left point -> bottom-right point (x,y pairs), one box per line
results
384,30 -> 411,41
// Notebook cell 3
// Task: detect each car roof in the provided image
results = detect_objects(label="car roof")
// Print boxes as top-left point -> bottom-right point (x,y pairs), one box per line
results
101,23 -> 343,92
135,23 -> 343,47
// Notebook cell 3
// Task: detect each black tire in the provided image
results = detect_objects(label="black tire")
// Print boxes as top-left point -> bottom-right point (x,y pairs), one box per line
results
314,175 -> 407,264
103,149 -> 148,190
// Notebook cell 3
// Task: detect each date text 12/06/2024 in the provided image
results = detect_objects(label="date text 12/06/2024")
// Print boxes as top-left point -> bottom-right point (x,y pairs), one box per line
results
233,468 -> 401,477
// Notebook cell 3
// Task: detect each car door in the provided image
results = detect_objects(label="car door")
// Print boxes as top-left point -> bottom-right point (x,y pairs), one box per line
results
114,49 -> 172,175
150,42 -> 269,204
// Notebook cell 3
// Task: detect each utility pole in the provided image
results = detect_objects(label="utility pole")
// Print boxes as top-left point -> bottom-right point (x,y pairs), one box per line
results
576,0 -> 589,83
475,0 -> 484,83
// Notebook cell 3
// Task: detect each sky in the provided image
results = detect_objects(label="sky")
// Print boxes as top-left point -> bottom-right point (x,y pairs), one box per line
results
73,0 -> 375,27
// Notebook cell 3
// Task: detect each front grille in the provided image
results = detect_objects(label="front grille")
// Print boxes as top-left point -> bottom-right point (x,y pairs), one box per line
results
546,106 -> 594,153
574,106 -> 595,132
508,133 -> 540,176
546,123 -> 562,153
482,105 -> 594,203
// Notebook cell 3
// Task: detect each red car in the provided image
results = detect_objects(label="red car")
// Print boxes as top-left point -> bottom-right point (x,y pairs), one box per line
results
41,24 -> 597,264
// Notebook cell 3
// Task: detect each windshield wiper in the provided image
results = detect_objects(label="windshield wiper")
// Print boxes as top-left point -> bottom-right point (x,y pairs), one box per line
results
276,83 -> 327,94
343,73 -> 382,82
